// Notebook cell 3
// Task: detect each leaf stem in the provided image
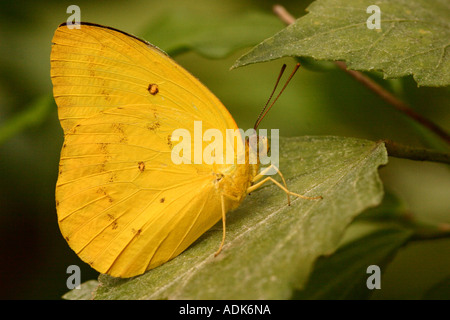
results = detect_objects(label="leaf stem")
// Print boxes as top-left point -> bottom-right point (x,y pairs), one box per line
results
381,139 -> 450,164
272,4 -> 450,146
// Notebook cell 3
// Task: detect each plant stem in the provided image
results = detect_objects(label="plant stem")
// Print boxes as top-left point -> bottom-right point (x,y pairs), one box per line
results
334,62 -> 450,145
273,4 -> 450,146
410,229 -> 450,242
273,4 -> 296,25
381,139 -> 450,164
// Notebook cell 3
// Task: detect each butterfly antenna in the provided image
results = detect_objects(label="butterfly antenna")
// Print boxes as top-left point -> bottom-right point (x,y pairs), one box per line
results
253,64 -> 286,130
254,63 -> 301,130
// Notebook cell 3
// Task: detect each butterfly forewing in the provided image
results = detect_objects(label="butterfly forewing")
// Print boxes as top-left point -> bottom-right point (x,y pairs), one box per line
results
51,23 -> 242,277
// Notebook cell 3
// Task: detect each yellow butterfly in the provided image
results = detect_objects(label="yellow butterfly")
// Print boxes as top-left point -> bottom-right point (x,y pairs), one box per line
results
51,22 -> 320,278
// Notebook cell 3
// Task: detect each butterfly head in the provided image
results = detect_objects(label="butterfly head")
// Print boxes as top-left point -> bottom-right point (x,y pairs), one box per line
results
245,133 -> 269,165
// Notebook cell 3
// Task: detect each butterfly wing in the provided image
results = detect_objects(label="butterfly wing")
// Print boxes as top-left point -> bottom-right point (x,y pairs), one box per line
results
51,22 -> 238,134
51,23 -> 238,277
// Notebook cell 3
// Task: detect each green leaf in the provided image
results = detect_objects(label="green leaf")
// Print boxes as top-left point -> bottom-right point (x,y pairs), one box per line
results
293,227 -> 414,300
233,0 -> 450,87
141,9 -> 284,58
96,136 -> 387,299
62,280 -> 99,300
65,136 -> 387,300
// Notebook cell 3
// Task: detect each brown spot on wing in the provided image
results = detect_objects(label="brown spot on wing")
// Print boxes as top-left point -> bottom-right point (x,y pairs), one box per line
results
111,123 -> 128,143
147,121 -> 160,131
99,143 -> 108,153
101,89 -> 111,101
109,172 -> 117,183
167,134 -> 173,149
132,228 -> 142,236
99,162 -> 106,172
148,83 -> 159,95
97,187 -> 106,195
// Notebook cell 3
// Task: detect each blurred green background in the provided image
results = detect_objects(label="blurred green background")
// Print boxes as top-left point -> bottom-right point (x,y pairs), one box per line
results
0,0 -> 449,299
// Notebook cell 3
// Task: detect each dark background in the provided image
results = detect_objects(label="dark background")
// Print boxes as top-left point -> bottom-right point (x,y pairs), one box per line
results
0,0 -> 449,299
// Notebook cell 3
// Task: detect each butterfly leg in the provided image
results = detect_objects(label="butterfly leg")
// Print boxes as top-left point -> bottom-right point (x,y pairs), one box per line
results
248,165 -> 322,203
214,193 -> 240,257
252,164 -> 291,204
214,194 -> 227,257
